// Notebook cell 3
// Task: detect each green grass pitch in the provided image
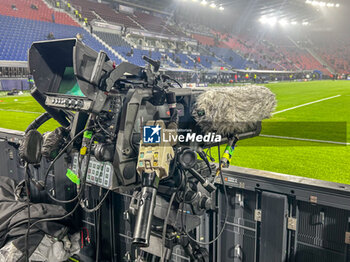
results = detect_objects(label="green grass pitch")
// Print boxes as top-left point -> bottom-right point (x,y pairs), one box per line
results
0,80 -> 349,184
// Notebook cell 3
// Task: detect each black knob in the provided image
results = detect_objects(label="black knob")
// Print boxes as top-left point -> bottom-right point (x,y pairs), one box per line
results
94,143 -> 115,162
179,148 -> 197,170
77,100 -> 84,108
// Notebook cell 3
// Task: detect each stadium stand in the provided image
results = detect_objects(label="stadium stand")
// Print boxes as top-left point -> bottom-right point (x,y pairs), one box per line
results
0,0 -> 348,75
69,0 -> 186,37
70,0 -> 141,29
192,54 -> 219,69
0,0 -> 78,26
112,46 -> 179,68
209,32 -> 331,73
320,51 -> 350,74
0,15 -> 121,63
173,53 -> 195,69
132,11 -> 171,34
278,46 -> 327,72
179,22 -> 213,37
192,34 -> 215,47
309,33 -> 350,74
211,46 -> 255,69
94,31 -> 130,47
214,33 -> 284,70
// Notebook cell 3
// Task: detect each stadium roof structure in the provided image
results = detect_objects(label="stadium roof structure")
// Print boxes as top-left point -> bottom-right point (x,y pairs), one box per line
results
109,0 -> 349,31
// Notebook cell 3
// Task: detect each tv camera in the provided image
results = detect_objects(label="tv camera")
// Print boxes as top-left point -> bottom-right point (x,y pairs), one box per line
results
26,38 -> 276,261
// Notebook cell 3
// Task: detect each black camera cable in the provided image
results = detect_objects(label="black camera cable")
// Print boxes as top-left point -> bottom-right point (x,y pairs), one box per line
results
24,134 -> 95,260
43,125 -> 96,204
161,74 -> 183,89
160,192 -> 176,262
96,116 -> 115,138
160,165 -> 184,262
24,163 -> 31,262
179,145 -> 229,245
80,188 -> 110,213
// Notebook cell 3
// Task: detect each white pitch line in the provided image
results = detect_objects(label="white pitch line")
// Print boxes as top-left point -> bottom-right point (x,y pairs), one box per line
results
273,94 -> 341,115
0,108 -> 42,114
260,134 -> 350,145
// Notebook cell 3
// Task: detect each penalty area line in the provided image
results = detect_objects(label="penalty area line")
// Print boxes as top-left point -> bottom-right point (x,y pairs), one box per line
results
273,95 -> 341,115
0,109 -> 42,114
260,134 -> 350,145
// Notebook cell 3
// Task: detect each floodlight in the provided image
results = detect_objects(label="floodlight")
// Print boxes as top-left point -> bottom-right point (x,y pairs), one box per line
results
307,1 -> 339,8
210,2 -> 216,8
302,21 -> 309,25
200,0 -> 208,5
219,5 -> 224,11
259,16 -> 267,24
279,19 -> 288,26
268,17 -> 277,26
291,21 -> 298,25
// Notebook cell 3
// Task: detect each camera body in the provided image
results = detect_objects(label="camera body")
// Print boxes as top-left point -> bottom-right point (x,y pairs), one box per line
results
28,39 -> 265,260
29,38 -> 209,191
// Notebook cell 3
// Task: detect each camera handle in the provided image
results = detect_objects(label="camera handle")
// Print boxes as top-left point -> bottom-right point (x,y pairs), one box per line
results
132,171 -> 159,247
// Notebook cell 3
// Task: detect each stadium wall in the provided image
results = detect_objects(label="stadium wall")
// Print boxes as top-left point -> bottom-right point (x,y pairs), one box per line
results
0,79 -> 29,91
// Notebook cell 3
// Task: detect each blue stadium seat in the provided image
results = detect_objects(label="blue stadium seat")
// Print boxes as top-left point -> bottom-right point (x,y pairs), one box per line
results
0,15 -> 122,64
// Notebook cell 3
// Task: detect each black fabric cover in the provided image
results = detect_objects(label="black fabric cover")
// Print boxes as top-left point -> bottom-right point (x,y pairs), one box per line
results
0,177 -> 69,261
42,127 -> 68,161
19,130 -> 43,164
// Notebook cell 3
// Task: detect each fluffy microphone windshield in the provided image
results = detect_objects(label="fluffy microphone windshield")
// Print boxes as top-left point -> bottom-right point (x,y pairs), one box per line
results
192,85 -> 276,136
